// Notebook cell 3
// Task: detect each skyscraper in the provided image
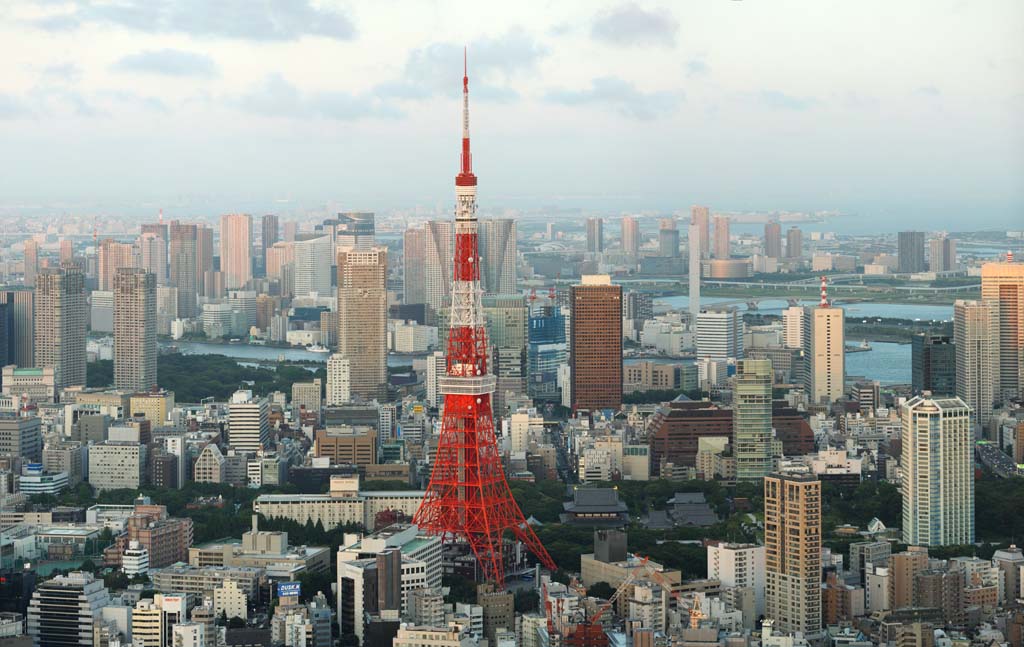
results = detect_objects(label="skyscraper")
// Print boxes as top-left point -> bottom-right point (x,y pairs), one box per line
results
293,235 -> 333,297
261,214 -> 279,269
691,206 -> 710,259
23,238 -> 39,287
658,217 -> 679,258
403,226 -> 426,305
59,239 -> 74,264
734,359 -> 773,481
586,217 -> 604,254
228,390 -> 269,453
0,290 -> 34,367
114,268 -> 157,392
527,306 -> 567,402
138,232 -> 167,285
570,275 -> 622,410
688,221 -> 701,318
981,261 -> 1024,400
220,214 -> 253,289
696,307 -> 743,361
901,395 -> 973,547
34,264 -> 86,390
802,281 -> 845,404
786,227 -> 803,259
929,236 -> 957,272
954,299 -> 999,425
423,220 -> 454,318
196,224 -> 214,295
28,571 -> 110,647
330,212 -> 376,250
911,334 -> 956,396
479,218 -> 516,296
98,239 -> 138,291
622,216 -> 640,258
168,222 -> 198,319
782,305 -> 803,350
764,470 -> 821,636
764,221 -> 782,258
713,215 -> 730,259
898,231 -> 926,273
326,354 -> 351,406
337,247 -> 388,401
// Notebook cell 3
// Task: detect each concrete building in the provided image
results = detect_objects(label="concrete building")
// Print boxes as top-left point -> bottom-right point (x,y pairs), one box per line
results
734,359 -> 773,481
292,235 -> 333,298
0,290 -> 35,367
188,516 -> 329,578
0,414 -> 42,463
326,354 -> 351,406
337,247 -> 388,401
168,222 -> 198,319
98,239 -> 138,292
929,236 -> 957,272
479,219 -> 516,296
88,442 -> 145,492
585,217 -> 603,254
911,334 -> 956,396
803,302 -> 845,405
707,542 -> 766,620
228,390 -> 269,454
981,261 -> 1024,401
782,306 -> 803,350
954,299 -> 999,426
622,216 -> 640,258
764,221 -> 782,258
313,427 -> 376,467
696,307 -> 743,361
291,380 -> 322,420
898,231 -> 926,274
570,275 -> 622,411
713,215 -> 730,259
392,625 -> 472,647
786,227 -> 802,259
148,565 -> 263,600
764,470 -> 821,637
901,396 -> 974,547
220,214 -> 253,290
402,226 -> 426,306
193,444 -> 226,483
253,476 -> 424,529
113,269 -> 157,392
34,264 -> 87,389
28,572 -> 110,647
422,221 -> 453,319
213,580 -> 247,621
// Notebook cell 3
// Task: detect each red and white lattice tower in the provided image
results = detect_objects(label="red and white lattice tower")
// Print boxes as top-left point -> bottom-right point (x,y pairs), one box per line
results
412,52 -> 556,586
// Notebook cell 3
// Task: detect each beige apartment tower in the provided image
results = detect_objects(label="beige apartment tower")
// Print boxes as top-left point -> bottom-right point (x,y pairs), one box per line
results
98,239 -> 138,291
802,304 -> 845,404
691,206 -> 710,259
713,215 -> 730,259
337,247 -> 388,401
34,264 -> 87,389
169,222 -> 198,319
220,214 -> 253,289
981,261 -> 1024,401
114,268 -> 157,391
764,470 -> 821,637
954,299 -> 999,426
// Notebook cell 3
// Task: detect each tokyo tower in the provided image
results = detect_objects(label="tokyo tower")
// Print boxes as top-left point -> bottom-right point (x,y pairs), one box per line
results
412,52 -> 556,586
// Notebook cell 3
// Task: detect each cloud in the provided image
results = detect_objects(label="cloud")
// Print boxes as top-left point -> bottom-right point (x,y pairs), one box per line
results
759,90 -> 817,110
236,74 -> 400,120
30,0 -> 356,41
377,28 -> 549,102
0,94 -> 31,119
592,3 -> 678,47
42,63 -> 83,82
686,60 -> 709,76
916,85 -> 941,97
112,49 -> 219,78
545,76 -> 680,120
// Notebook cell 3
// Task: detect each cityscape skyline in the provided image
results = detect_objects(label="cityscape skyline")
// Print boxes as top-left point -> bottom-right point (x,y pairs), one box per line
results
1,2 -> 1022,230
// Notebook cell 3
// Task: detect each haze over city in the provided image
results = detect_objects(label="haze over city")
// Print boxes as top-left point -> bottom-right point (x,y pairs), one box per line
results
2,1 -> 1023,229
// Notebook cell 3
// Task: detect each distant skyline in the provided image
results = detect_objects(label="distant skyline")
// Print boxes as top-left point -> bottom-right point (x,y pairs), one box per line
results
1,1 -> 1022,229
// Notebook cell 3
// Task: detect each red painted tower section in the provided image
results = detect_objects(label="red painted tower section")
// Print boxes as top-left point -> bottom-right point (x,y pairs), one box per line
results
413,53 -> 556,587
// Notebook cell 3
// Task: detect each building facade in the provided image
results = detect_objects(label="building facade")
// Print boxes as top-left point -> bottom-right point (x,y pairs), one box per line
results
337,248 -> 388,402
114,268 -> 157,391
570,276 -> 621,411
764,471 -> 821,637
34,264 -> 87,390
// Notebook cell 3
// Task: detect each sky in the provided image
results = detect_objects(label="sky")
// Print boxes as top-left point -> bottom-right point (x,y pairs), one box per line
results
1,1 -> 1023,229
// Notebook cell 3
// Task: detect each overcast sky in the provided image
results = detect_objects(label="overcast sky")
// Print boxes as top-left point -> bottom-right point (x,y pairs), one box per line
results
2,1 -> 1022,227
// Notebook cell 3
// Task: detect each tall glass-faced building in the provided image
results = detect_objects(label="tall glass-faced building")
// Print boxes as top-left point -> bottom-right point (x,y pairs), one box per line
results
527,306 -> 566,402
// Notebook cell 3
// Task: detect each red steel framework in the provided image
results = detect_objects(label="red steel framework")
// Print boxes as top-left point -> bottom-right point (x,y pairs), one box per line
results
413,52 -> 556,586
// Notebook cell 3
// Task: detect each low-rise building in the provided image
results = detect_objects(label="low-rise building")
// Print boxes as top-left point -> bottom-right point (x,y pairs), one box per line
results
188,516 -> 330,579
149,564 -> 265,600
88,441 -> 146,492
253,475 -> 423,529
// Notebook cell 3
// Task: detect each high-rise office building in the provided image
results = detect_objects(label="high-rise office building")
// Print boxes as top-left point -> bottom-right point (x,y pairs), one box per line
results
570,275 -> 621,410
696,307 -> 743,361
981,261 -> 1024,401
483,294 -> 528,412
114,268 -> 157,392
138,232 -> 167,285
0,414 -> 43,463
586,217 -> 604,254
220,214 -> 253,289
28,571 -> 110,647
196,224 -> 214,295
898,231 -> 926,273
293,235 -> 333,297
23,238 -> 39,287
911,334 -> 956,396
782,306 -> 803,350
622,216 -> 640,257
713,215 -> 730,259
98,239 -> 138,291
734,359 -> 773,481
403,226 -> 426,305
0,290 -> 34,367
954,299 -> 999,425
479,219 -> 516,296
328,212 -> 376,250
423,221 -> 454,318
337,247 -> 388,401
261,214 -> 279,268
901,395 -> 973,547
658,218 -> 679,258
691,206 -> 710,259
764,470 -> 821,636
786,227 -> 802,259
168,222 -> 198,319
688,221 -> 701,318
802,289 -> 845,405
228,390 -> 269,453
929,236 -> 957,272
35,264 -> 86,390
764,221 -> 782,258
527,306 -> 567,402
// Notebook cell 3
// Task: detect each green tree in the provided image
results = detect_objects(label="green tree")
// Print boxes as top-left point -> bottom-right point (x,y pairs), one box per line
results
587,581 -> 615,600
